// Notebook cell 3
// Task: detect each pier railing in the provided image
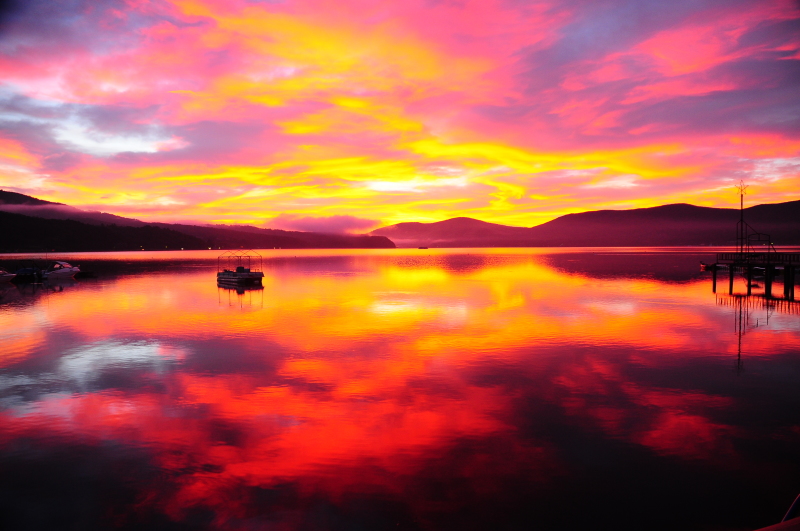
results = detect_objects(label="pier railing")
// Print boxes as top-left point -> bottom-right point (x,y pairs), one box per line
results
716,252 -> 800,265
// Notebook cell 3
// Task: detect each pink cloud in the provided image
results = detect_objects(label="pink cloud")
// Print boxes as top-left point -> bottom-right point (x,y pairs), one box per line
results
267,214 -> 381,234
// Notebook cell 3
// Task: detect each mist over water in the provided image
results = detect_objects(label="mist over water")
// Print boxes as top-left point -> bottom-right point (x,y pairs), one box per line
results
1,248 -> 798,531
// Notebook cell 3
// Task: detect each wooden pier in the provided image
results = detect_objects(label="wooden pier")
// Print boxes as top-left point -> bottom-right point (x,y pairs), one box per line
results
711,252 -> 799,300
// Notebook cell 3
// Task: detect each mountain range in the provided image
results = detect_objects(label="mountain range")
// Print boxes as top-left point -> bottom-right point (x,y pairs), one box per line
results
2,190 -> 799,252
370,201 -> 800,247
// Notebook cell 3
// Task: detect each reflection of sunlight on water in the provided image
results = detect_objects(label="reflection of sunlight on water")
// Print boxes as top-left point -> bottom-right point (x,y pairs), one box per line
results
382,266 -> 450,285
586,300 -> 638,316
370,301 -> 426,314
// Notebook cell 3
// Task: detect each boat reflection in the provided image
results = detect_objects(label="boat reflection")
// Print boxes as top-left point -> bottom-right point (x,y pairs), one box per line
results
0,277 -> 79,305
217,282 -> 264,308
0,282 -> 20,305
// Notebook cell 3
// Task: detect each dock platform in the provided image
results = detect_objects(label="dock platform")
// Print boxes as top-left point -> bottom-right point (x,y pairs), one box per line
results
711,252 -> 800,299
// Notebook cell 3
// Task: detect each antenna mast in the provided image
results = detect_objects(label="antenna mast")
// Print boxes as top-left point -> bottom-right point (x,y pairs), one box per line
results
735,181 -> 748,254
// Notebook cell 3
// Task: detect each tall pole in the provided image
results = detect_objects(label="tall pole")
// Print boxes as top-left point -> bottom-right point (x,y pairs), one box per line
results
735,181 -> 748,254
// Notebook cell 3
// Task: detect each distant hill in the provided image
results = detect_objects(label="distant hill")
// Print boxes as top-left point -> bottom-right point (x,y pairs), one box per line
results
151,223 -> 395,250
371,201 -> 800,247
0,210 -> 207,252
0,190 -> 61,206
374,217 -> 530,245
0,189 -> 146,227
0,192 -> 395,251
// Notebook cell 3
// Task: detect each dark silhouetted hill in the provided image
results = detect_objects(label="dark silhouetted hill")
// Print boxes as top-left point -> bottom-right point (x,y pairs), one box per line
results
0,190 -> 61,206
0,192 -> 396,251
374,217 -> 530,246
371,201 -> 800,247
0,210 -> 207,252
0,189 -> 146,227
527,202 -> 800,246
152,223 -> 395,249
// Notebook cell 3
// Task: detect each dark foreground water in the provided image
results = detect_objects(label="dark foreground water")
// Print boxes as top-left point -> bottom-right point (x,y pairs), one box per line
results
0,248 -> 798,531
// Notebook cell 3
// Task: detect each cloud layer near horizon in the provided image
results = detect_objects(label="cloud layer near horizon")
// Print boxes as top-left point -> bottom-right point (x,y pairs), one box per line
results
268,213 -> 379,234
0,0 -> 798,227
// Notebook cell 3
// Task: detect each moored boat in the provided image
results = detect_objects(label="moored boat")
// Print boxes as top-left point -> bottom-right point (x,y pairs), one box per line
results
43,261 -> 80,280
217,250 -> 264,286
217,266 -> 264,286
0,267 -> 15,282
12,266 -> 43,283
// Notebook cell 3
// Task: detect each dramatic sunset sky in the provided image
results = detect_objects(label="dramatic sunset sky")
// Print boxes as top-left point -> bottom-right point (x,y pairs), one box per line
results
0,0 -> 798,230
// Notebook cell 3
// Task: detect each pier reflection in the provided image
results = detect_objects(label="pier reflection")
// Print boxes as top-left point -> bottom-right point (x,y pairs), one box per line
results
709,253 -> 800,375
716,293 -> 800,375
0,283 -> 19,306
717,293 -> 800,316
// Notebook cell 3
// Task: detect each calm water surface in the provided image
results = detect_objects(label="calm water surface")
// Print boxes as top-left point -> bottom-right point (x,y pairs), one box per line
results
1,248 -> 798,531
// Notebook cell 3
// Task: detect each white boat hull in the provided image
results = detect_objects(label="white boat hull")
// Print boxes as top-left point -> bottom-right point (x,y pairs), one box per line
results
44,267 -> 80,279
217,271 -> 264,285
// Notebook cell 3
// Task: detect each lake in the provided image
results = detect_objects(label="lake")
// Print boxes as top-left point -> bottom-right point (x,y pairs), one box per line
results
1,248 -> 798,531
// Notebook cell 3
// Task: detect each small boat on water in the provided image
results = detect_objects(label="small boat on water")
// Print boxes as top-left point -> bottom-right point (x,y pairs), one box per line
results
0,267 -> 15,283
700,261 -> 730,271
43,261 -> 80,280
218,266 -> 264,286
12,266 -> 43,283
10,260 -> 82,283
217,250 -> 264,287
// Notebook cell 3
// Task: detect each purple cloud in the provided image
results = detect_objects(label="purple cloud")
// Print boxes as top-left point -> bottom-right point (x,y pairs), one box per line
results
267,214 -> 381,234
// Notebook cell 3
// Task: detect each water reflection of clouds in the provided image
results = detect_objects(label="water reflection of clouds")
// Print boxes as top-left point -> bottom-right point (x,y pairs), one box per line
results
761,314 -> 800,332
58,340 -> 186,387
0,251 -> 798,529
0,340 -> 188,411
554,359 -> 741,462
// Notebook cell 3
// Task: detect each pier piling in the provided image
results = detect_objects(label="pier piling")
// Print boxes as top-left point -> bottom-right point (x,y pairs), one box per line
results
747,265 -> 753,296
729,265 -> 735,295
712,265 -> 717,293
765,265 -> 774,298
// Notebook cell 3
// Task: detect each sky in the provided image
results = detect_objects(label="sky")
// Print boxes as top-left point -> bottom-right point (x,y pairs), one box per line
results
0,0 -> 798,231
